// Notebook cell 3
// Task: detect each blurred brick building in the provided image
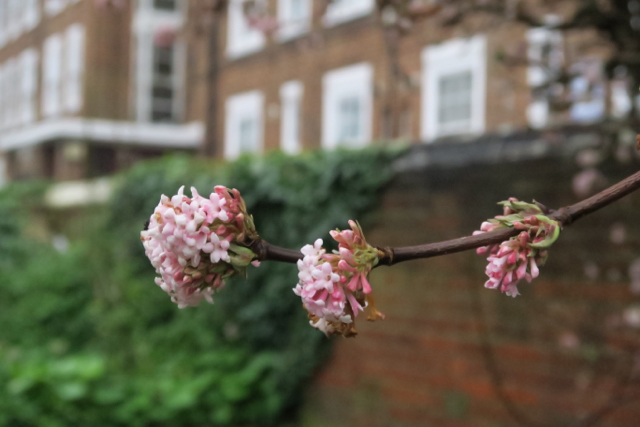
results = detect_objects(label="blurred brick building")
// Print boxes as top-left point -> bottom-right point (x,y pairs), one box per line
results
0,0 -> 202,183
198,0 -> 622,160
0,0 -> 627,179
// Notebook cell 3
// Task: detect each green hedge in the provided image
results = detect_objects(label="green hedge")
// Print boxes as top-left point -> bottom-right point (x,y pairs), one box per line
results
0,149 -> 398,426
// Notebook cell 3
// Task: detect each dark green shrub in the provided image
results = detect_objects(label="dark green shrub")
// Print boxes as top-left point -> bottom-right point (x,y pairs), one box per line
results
0,149 -> 398,426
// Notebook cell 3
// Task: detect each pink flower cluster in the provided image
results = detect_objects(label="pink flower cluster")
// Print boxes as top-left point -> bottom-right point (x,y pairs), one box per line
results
293,221 -> 382,337
141,186 -> 258,308
474,199 -> 559,297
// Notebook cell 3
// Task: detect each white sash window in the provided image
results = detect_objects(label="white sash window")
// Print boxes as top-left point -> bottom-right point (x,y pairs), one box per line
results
277,0 -> 311,41
225,91 -> 264,159
21,49 -> 39,124
421,35 -> 487,140
226,0 -> 265,58
64,24 -> 85,113
42,34 -> 63,118
280,80 -> 303,154
322,63 -> 373,148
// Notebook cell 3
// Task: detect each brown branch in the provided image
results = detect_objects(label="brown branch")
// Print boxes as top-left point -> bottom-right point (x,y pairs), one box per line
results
255,170 -> 640,265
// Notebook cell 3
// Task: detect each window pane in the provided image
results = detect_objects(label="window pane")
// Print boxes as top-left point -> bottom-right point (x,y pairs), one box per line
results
151,45 -> 175,122
152,86 -> 173,99
152,110 -> 174,122
153,0 -> 176,10
438,71 -> 472,128
153,46 -> 173,75
338,96 -> 361,142
239,118 -> 256,152
290,0 -> 305,20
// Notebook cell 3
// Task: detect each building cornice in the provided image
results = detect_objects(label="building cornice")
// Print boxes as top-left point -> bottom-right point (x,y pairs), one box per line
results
0,118 -> 204,150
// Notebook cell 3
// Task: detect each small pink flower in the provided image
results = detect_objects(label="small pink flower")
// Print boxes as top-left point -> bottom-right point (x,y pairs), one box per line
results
141,186 -> 259,308
294,221 -> 383,337
475,198 -> 559,298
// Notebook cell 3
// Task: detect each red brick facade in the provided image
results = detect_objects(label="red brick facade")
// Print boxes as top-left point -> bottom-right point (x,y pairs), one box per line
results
301,146 -> 640,426
0,0 -> 201,182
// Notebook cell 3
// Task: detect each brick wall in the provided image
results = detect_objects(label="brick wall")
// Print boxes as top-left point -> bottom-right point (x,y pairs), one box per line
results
84,2 -> 133,120
208,7 -> 535,154
301,151 -> 640,427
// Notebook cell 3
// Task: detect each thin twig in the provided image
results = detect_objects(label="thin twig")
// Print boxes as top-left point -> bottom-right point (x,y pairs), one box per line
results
256,170 -> 640,265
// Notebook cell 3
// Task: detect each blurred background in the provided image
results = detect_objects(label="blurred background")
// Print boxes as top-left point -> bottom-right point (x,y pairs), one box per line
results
1,0 -> 640,426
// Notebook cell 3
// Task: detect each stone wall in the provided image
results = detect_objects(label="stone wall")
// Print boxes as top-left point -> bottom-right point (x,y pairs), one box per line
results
301,142 -> 640,427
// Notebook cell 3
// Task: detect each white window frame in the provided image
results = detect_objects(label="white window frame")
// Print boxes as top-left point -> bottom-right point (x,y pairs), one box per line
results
0,2 -> 7,48
526,26 -> 563,129
226,0 -> 266,58
20,49 -> 39,125
0,62 -> 6,130
322,62 -> 373,149
0,63 -> 5,131
323,0 -> 374,27
277,0 -> 311,41
421,35 -> 486,141
5,58 -> 19,128
45,0 -> 68,17
64,24 -> 86,114
280,80 -> 303,154
42,33 -> 63,118
225,90 -> 264,159
24,0 -> 41,31
568,58 -> 605,124
133,0 -> 184,122
610,78 -> 632,119
7,0 -> 22,41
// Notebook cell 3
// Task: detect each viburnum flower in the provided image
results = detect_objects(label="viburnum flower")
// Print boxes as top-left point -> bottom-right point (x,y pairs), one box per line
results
141,185 -> 259,308
474,198 -> 560,297
293,221 -> 384,337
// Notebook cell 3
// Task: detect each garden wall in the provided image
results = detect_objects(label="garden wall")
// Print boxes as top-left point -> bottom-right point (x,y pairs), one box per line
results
302,139 -> 640,427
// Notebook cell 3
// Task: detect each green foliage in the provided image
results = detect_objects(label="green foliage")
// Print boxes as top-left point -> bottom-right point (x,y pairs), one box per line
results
0,149 -> 399,426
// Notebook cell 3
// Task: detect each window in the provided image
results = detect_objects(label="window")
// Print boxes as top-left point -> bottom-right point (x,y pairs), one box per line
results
226,0 -> 265,58
421,35 -> 486,140
42,34 -> 63,118
610,67 -> 632,119
338,97 -> 361,141
45,0 -> 68,16
0,2 -> 6,48
0,64 -> 3,130
134,1 -> 184,124
7,0 -> 22,40
154,0 -> 176,10
3,58 -> 20,128
0,63 -> 6,130
150,44 -> 176,122
225,91 -> 264,159
569,59 -> 605,123
323,0 -> 374,27
24,0 -> 40,30
64,24 -> 85,113
438,71 -> 472,132
277,0 -> 311,41
526,26 -> 563,129
322,62 -> 373,149
280,80 -> 303,154
20,49 -> 39,125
